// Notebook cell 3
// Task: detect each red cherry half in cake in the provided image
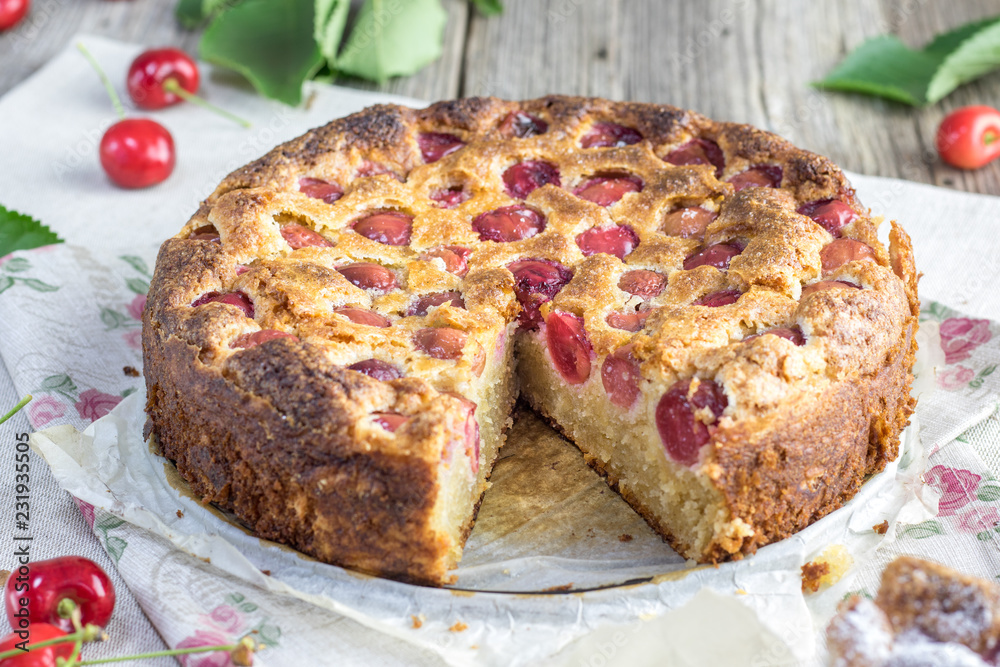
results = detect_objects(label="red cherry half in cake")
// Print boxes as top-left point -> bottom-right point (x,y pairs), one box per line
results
664,138 -> 725,177
503,161 -> 560,199
298,177 -> 343,204
473,205 -> 545,242
408,291 -> 466,316
231,329 -> 297,348
373,413 -> 409,432
656,379 -> 727,466
801,280 -> 861,297
602,344 -> 641,409
662,207 -> 718,238
444,393 -> 481,473
192,291 -> 254,318
281,223 -> 333,249
337,263 -> 397,293
418,132 -> 465,162
334,307 -> 391,328
820,239 -> 876,273
414,327 -> 468,360
189,225 -> 220,242
728,165 -> 782,191
500,111 -> 548,138
744,327 -> 805,346
580,122 -> 642,148
606,309 -> 650,332
576,225 -> 639,260
573,175 -> 643,206
618,270 -> 666,299
348,359 -> 402,381
683,243 -> 742,271
430,187 -> 469,208
352,211 -> 412,246
421,246 -> 471,276
507,259 -> 573,330
545,312 -> 593,385
694,290 -> 740,307
797,199 -> 857,237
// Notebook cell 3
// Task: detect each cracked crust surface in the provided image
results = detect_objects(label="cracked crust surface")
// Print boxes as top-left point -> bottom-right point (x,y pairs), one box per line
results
144,95 -> 918,585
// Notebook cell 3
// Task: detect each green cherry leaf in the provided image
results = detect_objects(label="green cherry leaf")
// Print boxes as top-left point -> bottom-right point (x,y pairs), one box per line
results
469,0 -> 502,16
200,0 -> 324,106
336,0 -> 448,84
315,0 -> 350,63
0,205 -> 63,259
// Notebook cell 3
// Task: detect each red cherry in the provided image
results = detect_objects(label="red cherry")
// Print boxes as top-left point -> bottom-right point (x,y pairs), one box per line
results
421,246 -> 471,276
334,307 -> 391,328
728,165 -> 782,191
0,0 -> 28,30
453,395 -> 481,473
373,413 -> 408,432
298,177 -> 343,204
408,291 -> 465,316
473,205 -> 545,242
683,243 -> 742,271
348,359 -> 402,381
656,379 -> 727,466
99,119 -> 175,189
418,132 -> 465,162
797,199 -> 857,237
127,48 -> 199,109
618,270 -> 666,299
231,329 -> 297,348
503,161 -> 560,199
545,312 -> 593,385
664,138 -> 725,177
573,175 -> 643,206
0,623 -> 74,667
500,111 -> 548,138
936,105 -> 1000,169
576,225 -> 639,260
820,239 -> 876,273
606,310 -> 649,332
662,207 -> 718,238
3,556 -> 115,633
188,225 -> 220,242
192,291 -> 254,318
507,259 -> 573,329
352,211 -> 412,246
414,328 -> 467,360
694,290 -> 740,307
801,280 -> 861,297
602,344 -> 641,409
580,122 -> 642,148
745,327 -> 805,346
280,223 -> 333,249
337,263 -> 397,293
429,187 -> 469,208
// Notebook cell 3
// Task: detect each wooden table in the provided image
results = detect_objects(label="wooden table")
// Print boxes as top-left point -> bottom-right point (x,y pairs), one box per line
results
4,0 -> 1000,194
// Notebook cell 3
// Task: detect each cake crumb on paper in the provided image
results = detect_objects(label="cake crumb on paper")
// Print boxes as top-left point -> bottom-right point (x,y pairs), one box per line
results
449,622 -> 467,632
411,614 -> 424,629
618,533 -> 633,542
176,509 -> 184,518
873,519 -> 889,534
542,583 -> 573,592
802,544 -> 853,593
123,366 -> 140,377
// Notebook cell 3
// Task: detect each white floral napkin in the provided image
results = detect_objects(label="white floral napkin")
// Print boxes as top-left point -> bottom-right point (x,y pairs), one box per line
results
1,35 -> 1000,667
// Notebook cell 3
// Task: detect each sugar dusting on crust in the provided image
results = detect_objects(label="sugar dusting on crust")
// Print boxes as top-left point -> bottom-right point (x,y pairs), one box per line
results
828,557 -> 1000,667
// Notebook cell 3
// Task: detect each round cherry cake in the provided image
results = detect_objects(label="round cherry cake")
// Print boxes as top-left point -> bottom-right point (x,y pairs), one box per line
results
142,96 -> 919,585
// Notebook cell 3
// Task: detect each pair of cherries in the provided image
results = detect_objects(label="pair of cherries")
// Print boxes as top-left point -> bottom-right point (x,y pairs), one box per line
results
81,44 -> 246,189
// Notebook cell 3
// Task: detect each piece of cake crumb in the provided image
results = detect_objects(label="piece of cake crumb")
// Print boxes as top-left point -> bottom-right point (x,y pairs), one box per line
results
449,622 -> 467,632
873,519 -> 889,534
802,544 -> 853,593
411,614 -> 424,629
618,533 -> 633,543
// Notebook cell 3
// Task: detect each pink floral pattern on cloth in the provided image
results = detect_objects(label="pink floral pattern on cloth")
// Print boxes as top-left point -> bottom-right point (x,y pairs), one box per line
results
937,365 -> 975,391
925,465 -> 980,516
28,395 -> 66,427
939,317 -> 992,364
176,629 -> 239,667
955,507 -> 1000,535
75,388 -> 123,421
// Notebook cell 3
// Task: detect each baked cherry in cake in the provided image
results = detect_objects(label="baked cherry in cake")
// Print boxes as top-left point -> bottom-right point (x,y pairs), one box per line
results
144,96 -> 919,585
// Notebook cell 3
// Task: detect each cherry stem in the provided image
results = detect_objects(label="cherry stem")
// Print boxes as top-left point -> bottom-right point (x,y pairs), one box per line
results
76,43 -> 126,121
0,394 -> 31,426
73,640 -> 253,665
162,78 -> 251,128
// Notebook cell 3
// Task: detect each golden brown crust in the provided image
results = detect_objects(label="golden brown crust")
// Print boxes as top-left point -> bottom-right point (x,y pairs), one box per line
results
144,95 -> 918,584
